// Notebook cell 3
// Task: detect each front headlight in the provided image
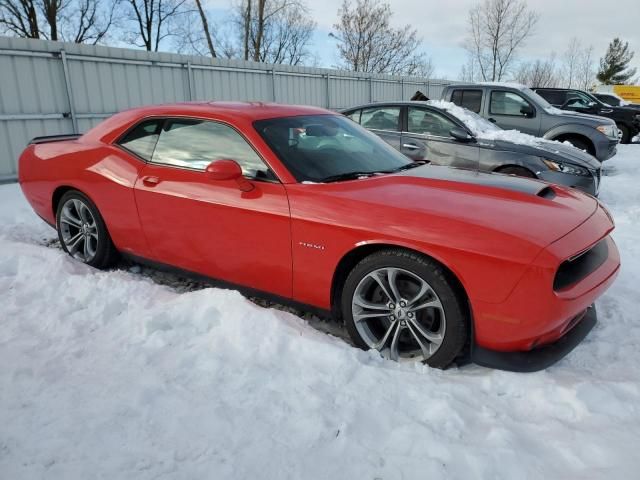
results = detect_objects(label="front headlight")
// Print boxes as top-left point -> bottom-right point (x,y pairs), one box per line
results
596,124 -> 618,139
542,159 -> 591,177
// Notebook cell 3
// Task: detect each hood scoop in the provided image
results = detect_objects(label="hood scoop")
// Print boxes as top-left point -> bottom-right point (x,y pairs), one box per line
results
396,164 -> 554,197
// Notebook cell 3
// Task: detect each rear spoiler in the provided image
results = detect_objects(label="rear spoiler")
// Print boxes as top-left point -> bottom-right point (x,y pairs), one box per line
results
29,134 -> 82,145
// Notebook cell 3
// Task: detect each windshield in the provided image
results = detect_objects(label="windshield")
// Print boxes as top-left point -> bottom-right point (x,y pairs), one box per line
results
254,114 -> 412,182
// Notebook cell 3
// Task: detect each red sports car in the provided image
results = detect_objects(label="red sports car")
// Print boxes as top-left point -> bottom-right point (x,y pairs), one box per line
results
19,102 -> 620,371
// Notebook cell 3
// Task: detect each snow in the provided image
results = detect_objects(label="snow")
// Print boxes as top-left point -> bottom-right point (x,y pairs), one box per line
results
428,99 -> 567,147
2,146 -> 640,478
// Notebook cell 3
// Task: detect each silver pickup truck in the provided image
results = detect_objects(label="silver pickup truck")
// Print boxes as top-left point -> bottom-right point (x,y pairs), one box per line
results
441,83 -> 619,161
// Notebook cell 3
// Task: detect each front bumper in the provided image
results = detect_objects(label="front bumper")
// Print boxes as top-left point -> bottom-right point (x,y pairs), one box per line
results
595,138 -> 618,161
472,305 -> 597,372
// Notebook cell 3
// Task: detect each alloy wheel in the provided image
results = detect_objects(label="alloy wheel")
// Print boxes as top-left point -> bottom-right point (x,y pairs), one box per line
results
59,198 -> 99,262
351,267 -> 446,361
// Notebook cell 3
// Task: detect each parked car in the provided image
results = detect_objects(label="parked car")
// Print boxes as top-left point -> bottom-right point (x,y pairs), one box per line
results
532,87 -> 640,144
594,92 -> 640,110
441,83 -> 619,161
19,102 -> 620,371
341,100 -> 602,196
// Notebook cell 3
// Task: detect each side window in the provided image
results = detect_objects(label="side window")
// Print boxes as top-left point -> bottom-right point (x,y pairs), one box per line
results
118,119 -> 163,161
490,91 -> 533,116
152,119 -> 271,178
408,107 -> 457,136
537,90 -> 565,106
344,110 -> 361,123
450,89 -> 482,113
360,107 -> 400,131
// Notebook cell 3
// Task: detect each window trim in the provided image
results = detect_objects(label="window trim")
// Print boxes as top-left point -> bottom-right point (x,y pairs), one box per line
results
489,89 -> 536,118
114,114 -> 281,183
114,118 -> 164,164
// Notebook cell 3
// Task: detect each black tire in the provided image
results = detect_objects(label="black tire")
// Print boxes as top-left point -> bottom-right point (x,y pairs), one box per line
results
564,137 -> 593,155
496,166 -> 537,178
341,249 -> 468,369
617,124 -> 630,144
55,190 -> 118,269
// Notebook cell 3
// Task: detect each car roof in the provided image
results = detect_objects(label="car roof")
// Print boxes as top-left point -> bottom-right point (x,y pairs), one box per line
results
122,101 -> 333,121
340,100 -> 440,112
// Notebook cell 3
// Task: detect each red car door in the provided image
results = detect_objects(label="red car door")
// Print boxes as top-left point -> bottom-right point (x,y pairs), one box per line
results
133,118 -> 292,298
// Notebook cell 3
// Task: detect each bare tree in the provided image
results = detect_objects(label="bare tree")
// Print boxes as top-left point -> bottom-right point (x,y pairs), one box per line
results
0,0 -> 41,38
234,0 -> 315,65
466,0 -> 538,81
560,37 -> 581,88
513,56 -> 558,87
123,0 -> 188,51
332,0 -> 429,76
39,0 -> 63,40
192,0 -> 215,57
577,44 -> 596,90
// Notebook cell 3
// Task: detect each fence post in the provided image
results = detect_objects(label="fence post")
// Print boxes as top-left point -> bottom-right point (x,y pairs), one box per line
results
60,50 -> 78,133
369,76 -> 373,102
400,77 -> 404,100
326,74 -> 331,109
271,69 -> 277,102
187,61 -> 194,101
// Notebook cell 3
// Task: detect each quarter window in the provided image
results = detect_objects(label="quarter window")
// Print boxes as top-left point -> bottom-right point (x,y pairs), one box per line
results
360,107 -> 401,131
408,107 -> 457,136
344,110 -> 362,123
151,119 -> 271,179
118,119 -> 163,161
450,89 -> 482,113
490,91 -> 533,116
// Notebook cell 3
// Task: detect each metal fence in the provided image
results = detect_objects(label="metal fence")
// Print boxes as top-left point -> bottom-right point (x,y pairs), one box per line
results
0,36 -> 456,180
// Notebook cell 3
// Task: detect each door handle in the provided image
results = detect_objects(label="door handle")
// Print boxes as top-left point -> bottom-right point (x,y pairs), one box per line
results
402,143 -> 420,150
142,175 -> 160,186
488,118 -> 497,123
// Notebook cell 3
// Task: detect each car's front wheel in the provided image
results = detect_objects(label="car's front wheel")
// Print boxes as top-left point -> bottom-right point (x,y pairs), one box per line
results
56,190 -> 118,269
341,249 -> 468,368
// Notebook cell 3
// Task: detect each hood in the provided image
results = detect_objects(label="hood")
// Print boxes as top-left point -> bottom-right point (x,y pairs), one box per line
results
545,107 -> 617,126
318,164 -> 598,253
488,137 -> 601,170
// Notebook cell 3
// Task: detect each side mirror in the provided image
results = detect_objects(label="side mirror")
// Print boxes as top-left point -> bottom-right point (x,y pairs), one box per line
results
206,160 -> 254,192
520,105 -> 535,117
449,127 -> 475,143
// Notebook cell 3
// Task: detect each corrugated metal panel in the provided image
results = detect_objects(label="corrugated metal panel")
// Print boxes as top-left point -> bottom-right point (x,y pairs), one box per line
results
0,36 -> 455,178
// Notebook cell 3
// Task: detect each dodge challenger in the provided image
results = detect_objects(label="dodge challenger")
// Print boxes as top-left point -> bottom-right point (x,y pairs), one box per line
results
18,102 -> 620,371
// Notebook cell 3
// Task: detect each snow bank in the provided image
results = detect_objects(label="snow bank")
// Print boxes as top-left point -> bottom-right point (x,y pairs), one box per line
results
2,147 -> 640,478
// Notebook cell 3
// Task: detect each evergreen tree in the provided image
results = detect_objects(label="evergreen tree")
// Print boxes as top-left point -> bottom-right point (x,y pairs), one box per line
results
597,38 -> 637,84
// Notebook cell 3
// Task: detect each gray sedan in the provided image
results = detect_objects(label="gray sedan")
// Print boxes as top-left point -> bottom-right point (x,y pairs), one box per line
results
341,101 -> 602,196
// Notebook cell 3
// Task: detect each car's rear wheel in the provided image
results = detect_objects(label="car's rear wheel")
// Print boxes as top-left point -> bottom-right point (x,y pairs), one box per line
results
496,166 -> 537,178
341,249 -> 468,369
56,191 -> 118,269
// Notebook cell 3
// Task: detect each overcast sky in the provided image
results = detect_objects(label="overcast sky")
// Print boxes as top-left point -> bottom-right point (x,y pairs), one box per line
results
206,0 -> 640,80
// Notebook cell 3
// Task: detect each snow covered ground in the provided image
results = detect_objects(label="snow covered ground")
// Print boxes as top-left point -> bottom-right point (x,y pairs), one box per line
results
1,146 -> 640,479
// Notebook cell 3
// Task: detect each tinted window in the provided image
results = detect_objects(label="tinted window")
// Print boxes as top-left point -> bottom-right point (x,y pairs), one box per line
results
152,119 -> 270,178
490,91 -> 533,116
536,90 -> 565,106
118,119 -> 163,161
597,94 -> 619,106
408,107 -> 457,136
450,89 -> 482,113
344,110 -> 361,123
360,107 -> 401,131
254,115 -> 411,182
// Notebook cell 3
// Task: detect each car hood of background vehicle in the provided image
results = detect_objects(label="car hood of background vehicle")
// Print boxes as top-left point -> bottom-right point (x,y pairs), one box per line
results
550,109 -> 617,126
316,164 -> 598,253
488,138 -> 601,170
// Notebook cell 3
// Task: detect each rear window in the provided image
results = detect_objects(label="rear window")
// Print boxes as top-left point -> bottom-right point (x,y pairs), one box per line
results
450,89 -> 482,113
118,119 -> 163,161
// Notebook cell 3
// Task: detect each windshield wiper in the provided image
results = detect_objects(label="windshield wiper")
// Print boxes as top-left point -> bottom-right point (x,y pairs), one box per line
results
391,160 -> 428,172
318,171 -> 385,183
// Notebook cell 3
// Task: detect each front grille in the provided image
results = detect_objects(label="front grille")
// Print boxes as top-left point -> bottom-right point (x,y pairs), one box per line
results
554,239 -> 609,291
